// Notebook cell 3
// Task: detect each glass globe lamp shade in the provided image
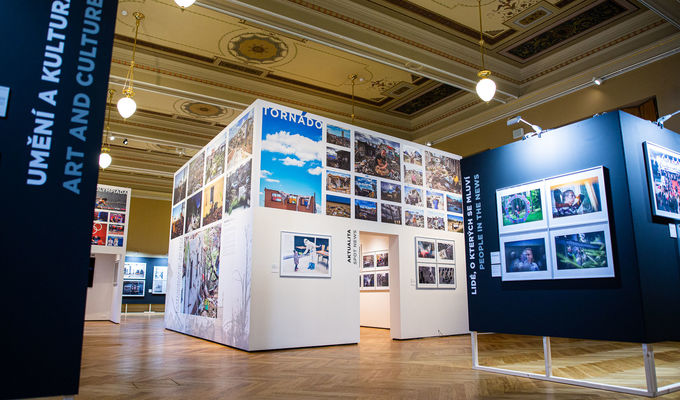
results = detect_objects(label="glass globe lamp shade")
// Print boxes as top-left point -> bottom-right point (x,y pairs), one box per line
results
175,0 -> 196,7
99,151 -> 112,169
117,96 -> 137,119
476,74 -> 496,103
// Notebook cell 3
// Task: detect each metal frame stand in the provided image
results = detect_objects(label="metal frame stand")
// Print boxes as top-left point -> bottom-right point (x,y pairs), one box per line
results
471,332 -> 680,397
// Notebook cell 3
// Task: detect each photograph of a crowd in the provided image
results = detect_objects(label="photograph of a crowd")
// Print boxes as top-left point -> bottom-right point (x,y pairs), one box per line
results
645,142 -> 680,220
425,151 -> 460,193
354,131 -> 401,181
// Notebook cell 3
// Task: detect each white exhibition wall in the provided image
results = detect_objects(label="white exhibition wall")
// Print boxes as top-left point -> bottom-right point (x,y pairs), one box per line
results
84,253 -> 117,321
166,99 -> 467,351
87,185 -> 131,323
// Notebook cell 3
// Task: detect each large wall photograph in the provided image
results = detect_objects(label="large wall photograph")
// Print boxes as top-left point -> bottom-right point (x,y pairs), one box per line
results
182,224 -> 221,318
260,107 -> 323,214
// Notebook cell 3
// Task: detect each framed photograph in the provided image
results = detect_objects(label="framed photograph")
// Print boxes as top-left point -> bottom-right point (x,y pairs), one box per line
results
380,181 -> 401,203
426,212 -> 445,231
122,280 -> 145,297
437,265 -> 455,289
405,208 -> 425,228
415,237 -> 436,262
417,264 -> 437,288
152,280 -> 167,294
404,164 -> 423,186
280,232 -> 332,278
355,176 -> 377,199
644,141 -> 680,220
375,251 -> 389,268
436,240 -> 455,263
447,214 -> 463,233
426,190 -> 446,211
546,167 -> 608,228
403,146 -> 422,165
404,186 -> 423,207
326,194 -> 351,218
380,203 -> 402,225
496,181 -> 547,234
326,170 -> 351,194
153,266 -> 168,281
362,272 -> 376,289
500,232 -> 552,281
123,262 -> 146,280
354,131 -> 401,181
355,199 -> 378,221
550,223 -> 615,279
362,253 -> 375,269
376,271 -> 389,288
326,125 -> 350,148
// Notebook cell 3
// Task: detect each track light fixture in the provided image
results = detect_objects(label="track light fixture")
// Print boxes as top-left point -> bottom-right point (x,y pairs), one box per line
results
117,12 -> 144,119
656,110 -> 680,129
123,138 -> 129,145
508,115 -> 545,139
592,77 -> 603,86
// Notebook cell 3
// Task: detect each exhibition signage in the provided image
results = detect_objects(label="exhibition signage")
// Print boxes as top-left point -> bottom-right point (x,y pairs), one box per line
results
462,111 -> 680,343
0,2 -> 118,398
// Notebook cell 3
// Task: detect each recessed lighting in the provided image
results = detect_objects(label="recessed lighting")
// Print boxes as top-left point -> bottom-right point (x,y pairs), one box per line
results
121,10 -> 128,16
426,141 -> 432,147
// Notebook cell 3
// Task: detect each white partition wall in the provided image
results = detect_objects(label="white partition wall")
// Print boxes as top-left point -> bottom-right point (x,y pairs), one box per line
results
166,99 -> 468,351
87,185 -> 131,323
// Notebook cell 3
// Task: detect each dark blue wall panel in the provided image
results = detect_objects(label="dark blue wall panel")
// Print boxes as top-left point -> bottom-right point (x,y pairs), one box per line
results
462,112 -> 649,342
620,112 -> 680,342
123,256 -> 168,305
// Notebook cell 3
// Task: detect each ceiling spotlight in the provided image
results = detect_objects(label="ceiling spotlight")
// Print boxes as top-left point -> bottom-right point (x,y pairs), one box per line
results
174,0 -> 196,8
592,77 -> 603,86
109,135 -> 115,141
123,138 -> 128,145
656,110 -> 680,129
426,141 -> 433,147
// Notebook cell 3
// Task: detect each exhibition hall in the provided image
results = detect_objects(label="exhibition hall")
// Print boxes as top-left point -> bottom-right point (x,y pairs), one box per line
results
3,0 -> 680,399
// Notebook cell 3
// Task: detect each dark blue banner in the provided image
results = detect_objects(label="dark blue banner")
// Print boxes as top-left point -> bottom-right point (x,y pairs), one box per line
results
0,1 -> 118,397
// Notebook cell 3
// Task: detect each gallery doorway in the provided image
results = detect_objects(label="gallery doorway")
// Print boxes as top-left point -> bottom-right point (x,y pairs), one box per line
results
359,231 -> 398,331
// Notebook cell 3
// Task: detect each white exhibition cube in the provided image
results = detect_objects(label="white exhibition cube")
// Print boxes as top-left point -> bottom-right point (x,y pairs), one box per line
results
166,99 -> 468,350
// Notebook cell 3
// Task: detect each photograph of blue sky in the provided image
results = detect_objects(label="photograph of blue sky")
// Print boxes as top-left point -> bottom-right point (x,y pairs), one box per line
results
259,108 -> 323,213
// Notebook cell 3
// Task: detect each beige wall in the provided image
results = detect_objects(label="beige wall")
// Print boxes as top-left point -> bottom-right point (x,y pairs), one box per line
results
438,53 -> 680,157
127,197 -> 171,255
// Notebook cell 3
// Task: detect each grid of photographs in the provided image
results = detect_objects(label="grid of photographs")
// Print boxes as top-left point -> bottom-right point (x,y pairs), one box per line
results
280,232 -> 331,278
318,123 -> 463,232
415,237 -> 456,289
92,185 -> 130,249
496,166 -> 614,281
170,108 -> 254,245
644,142 -> 680,220
360,249 -> 389,291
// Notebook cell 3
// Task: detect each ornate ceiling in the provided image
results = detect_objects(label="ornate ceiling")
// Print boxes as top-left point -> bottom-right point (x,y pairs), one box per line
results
100,0 -> 680,200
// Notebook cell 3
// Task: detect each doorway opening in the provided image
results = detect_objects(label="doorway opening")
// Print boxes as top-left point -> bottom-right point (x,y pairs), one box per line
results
359,231 -> 398,332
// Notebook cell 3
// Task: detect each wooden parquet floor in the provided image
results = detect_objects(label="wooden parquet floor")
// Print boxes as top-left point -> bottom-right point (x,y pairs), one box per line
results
44,315 -> 680,399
